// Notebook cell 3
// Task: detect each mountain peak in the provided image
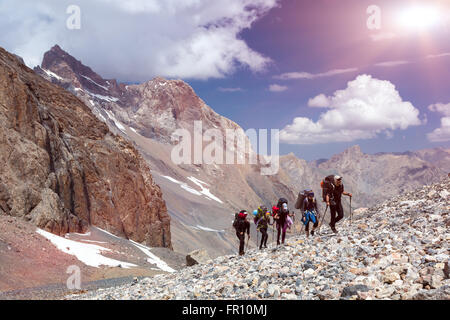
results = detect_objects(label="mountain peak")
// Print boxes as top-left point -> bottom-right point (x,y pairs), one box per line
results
41,44 -> 73,69
50,44 -> 64,53
344,145 -> 363,155
38,45 -> 115,95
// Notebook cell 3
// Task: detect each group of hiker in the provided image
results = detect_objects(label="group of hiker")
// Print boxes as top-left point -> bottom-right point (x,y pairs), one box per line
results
233,175 -> 352,256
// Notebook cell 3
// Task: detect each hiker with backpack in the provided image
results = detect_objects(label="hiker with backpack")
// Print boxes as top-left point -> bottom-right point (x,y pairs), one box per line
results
272,198 -> 293,245
254,206 -> 272,249
301,192 -> 320,237
233,210 -> 251,255
322,175 -> 352,234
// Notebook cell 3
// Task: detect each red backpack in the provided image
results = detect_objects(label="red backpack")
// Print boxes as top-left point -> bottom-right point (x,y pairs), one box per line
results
271,206 -> 279,218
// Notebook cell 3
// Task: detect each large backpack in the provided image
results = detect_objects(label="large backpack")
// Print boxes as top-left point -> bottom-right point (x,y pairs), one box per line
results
277,198 -> 288,209
254,206 -> 267,224
320,175 -> 336,203
295,189 -> 313,211
233,216 -> 247,232
271,206 -> 279,218
233,212 -> 239,228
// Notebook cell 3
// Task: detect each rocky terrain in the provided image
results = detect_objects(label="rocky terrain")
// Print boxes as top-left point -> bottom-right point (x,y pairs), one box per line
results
0,215 -> 184,298
34,45 -> 448,257
68,179 -> 449,300
0,45 -> 171,248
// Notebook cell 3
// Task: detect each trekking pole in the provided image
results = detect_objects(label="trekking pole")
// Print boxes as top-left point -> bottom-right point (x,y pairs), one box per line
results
350,197 -> 353,226
300,215 -> 304,234
256,229 -> 259,249
272,224 -> 275,247
318,205 -> 328,235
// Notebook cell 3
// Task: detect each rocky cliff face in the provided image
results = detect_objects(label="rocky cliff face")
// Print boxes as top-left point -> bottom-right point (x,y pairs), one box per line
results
0,46 -> 171,248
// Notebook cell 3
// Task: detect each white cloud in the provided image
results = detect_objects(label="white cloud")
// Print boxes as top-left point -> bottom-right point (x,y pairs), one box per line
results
269,84 -> 288,92
427,117 -> 450,142
307,94 -> 330,108
428,102 -> 450,116
280,74 -> 423,145
427,102 -> 450,142
218,87 -> 245,92
426,52 -> 450,59
374,60 -> 411,67
0,0 -> 279,81
274,68 -> 358,80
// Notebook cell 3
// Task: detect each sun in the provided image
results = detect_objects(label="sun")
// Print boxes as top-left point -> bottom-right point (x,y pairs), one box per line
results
397,5 -> 442,31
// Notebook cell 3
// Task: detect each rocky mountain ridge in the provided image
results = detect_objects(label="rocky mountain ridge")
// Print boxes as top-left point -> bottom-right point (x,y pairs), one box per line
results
0,45 -> 171,248
33,44 -> 448,257
68,179 -> 450,300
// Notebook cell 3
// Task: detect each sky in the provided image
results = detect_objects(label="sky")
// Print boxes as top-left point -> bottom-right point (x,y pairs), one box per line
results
0,0 -> 449,160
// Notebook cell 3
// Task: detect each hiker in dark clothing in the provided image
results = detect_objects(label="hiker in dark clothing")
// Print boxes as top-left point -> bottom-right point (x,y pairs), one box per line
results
302,192 -> 320,237
255,207 -> 272,249
273,200 -> 292,245
233,210 -> 250,255
325,176 -> 352,233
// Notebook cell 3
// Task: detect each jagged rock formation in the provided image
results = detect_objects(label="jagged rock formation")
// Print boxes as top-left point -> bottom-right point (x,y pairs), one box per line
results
0,45 -> 171,248
69,179 -> 450,300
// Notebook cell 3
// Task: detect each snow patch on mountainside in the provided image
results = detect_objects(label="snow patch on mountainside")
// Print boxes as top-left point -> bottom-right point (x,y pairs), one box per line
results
130,240 -> 175,273
85,90 -> 119,102
37,229 -> 137,268
42,68 -> 65,81
160,175 -> 223,203
192,225 -> 225,233
80,75 -> 108,91
94,227 -> 122,239
187,177 -> 223,203
161,175 -> 202,196
105,110 -> 126,132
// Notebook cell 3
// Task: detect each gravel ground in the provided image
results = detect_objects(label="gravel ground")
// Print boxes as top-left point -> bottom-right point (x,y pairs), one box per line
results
68,179 -> 450,300
0,276 -> 148,300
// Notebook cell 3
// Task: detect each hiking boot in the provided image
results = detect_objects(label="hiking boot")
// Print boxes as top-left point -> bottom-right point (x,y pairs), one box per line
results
305,231 -> 310,238
311,230 -> 315,236
331,227 -> 338,234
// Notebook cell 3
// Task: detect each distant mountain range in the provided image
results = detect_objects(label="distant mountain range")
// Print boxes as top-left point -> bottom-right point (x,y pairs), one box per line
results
32,44 -> 449,257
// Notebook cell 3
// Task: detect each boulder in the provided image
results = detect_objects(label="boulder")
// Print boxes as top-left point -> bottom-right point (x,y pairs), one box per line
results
186,249 -> 211,266
341,284 -> 370,298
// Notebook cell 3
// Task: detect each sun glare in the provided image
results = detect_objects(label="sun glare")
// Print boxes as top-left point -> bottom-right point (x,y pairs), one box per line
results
397,5 -> 442,30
